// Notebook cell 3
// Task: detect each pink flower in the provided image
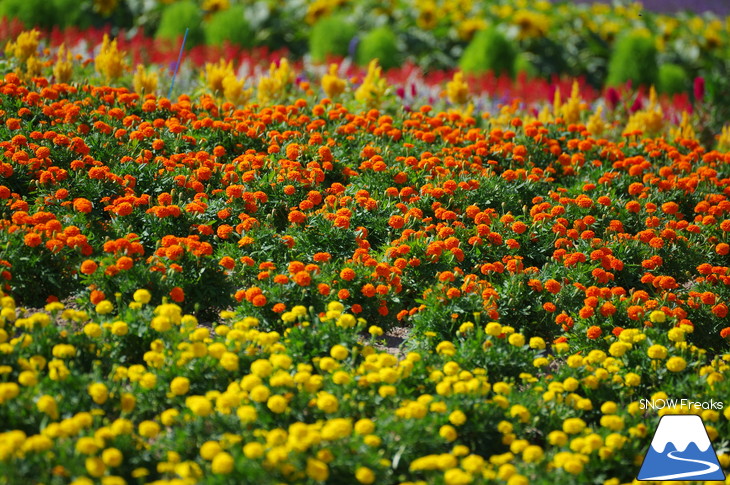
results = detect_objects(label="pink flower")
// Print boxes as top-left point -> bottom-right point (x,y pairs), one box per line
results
693,76 -> 705,102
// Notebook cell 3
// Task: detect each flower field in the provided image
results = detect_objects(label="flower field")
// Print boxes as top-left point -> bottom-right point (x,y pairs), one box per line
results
0,6 -> 730,485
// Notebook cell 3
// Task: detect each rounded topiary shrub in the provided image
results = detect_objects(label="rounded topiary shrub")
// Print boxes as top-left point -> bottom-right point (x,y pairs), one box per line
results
606,32 -> 658,88
658,63 -> 689,95
156,1 -> 204,47
204,5 -> 253,48
309,14 -> 357,63
0,0 -> 57,30
514,53 -> 537,78
356,26 -> 399,71
458,27 -> 516,78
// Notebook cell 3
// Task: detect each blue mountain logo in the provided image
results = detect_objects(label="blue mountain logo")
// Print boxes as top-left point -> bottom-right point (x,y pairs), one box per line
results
638,414 -> 725,481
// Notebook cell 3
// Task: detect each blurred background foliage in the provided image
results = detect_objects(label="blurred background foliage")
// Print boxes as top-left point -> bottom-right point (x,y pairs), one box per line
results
1,0 -> 729,133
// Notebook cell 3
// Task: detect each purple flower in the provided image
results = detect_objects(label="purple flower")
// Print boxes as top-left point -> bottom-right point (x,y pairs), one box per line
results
348,36 -> 360,59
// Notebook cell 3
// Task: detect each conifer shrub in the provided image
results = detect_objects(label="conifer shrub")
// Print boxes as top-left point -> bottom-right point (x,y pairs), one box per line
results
204,5 -> 253,48
606,32 -> 658,87
309,14 -> 357,63
658,63 -> 689,95
156,1 -> 205,47
356,26 -> 400,71
458,27 -> 517,77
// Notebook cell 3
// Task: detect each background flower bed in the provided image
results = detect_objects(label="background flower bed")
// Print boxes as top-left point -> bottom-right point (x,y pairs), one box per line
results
0,10 -> 729,485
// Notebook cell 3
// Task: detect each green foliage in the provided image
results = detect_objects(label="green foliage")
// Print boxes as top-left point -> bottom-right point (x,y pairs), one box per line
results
657,63 -> 689,95
606,32 -> 658,88
356,26 -> 400,71
309,14 -> 357,63
458,27 -> 516,77
51,0 -> 91,29
155,0 -> 204,47
0,0 -> 57,30
514,52 -> 537,78
204,5 -> 253,48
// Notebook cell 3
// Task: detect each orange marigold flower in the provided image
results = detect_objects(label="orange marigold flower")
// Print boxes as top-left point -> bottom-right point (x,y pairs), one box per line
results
170,287 -> 185,302
586,326 -> 602,339
544,279 -> 561,294
712,303 -> 728,318
81,260 -> 98,275
90,290 -> 105,305
117,256 -> 133,271
73,198 -> 93,213
219,256 -> 235,270
293,271 -> 311,286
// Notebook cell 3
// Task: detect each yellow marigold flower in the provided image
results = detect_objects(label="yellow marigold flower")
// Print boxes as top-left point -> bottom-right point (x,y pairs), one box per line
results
562,417 -> 586,435
95,300 -> 114,315
186,396 -> 212,416
211,452 -> 234,474
508,333 -> 525,347
436,341 -> 456,356
36,394 -> 58,419
200,441 -> 222,460
111,321 -> 128,336
330,345 -> 348,360
267,395 -> 288,414
243,442 -> 264,459
76,436 -> 100,455
649,310 -> 666,323
355,466 -> 375,484
249,385 -> 270,403
608,341 -> 630,357
529,337 -> 546,349
138,420 -> 160,439
170,377 -> 190,396
219,352 -> 239,371
316,391 -> 339,413
666,356 -> 687,372
120,393 -> 136,413
439,424 -> 458,442
354,418 -> 375,435
83,323 -> 102,338
88,383 -> 109,405
485,322 -> 502,336
647,344 -> 668,359
132,289 -> 152,304
18,370 -> 37,387
85,456 -> 106,477
306,458 -> 329,481
449,410 -> 467,426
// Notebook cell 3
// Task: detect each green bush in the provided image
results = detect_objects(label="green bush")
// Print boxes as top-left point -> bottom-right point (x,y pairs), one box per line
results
0,0 -> 57,30
52,0 -> 91,29
606,32 -> 658,88
356,26 -> 399,71
458,27 -> 516,78
204,5 -> 253,48
514,53 -> 537,78
155,1 -> 205,47
658,63 -> 689,95
309,14 -> 357,63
